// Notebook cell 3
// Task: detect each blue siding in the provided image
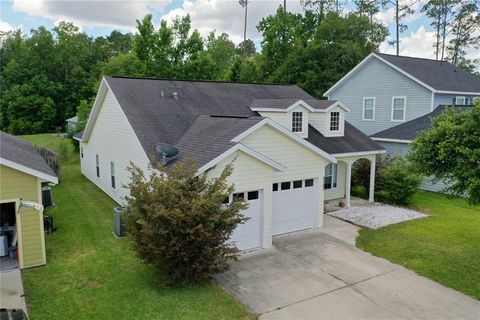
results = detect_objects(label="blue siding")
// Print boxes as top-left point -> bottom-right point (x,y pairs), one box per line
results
433,94 -> 478,109
377,141 -> 410,157
378,141 -> 448,193
329,58 -> 432,135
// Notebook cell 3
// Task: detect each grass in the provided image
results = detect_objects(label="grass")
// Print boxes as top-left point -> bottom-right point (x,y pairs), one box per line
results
20,134 -> 253,320
357,191 -> 480,300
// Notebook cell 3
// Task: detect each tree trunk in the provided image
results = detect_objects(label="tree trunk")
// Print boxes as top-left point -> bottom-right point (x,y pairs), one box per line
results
396,0 -> 399,55
441,2 -> 447,61
435,15 -> 441,60
284,0 -> 286,13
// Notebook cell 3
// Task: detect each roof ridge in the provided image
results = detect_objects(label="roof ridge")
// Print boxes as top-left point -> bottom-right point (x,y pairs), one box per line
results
377,53 -> 453,64
106,75 -> 296,86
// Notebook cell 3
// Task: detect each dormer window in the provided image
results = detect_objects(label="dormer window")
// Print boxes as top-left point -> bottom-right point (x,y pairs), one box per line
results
292,111 -> 303,132
330,112 -> 340,131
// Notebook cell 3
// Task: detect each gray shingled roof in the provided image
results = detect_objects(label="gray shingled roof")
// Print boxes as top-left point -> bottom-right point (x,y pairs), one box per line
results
0,131 -> 57,180
307,123 -> 383,154
105,76 -> 314,155
170,116 -> 264,168
377,53 -> 480,93
250,99 -> 337,110
104,76 -> 382,167
371,105 -> 473,141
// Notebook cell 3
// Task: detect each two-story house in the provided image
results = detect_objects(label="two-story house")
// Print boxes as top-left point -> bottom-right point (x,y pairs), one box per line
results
324,53 -> 480,191
75,76 -> 383,251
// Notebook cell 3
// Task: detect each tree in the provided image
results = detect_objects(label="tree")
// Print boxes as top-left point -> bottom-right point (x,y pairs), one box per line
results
381,0 -> 418,55
236,39 -> 256,58
447,1 -> 479,67
75,99 -> 93,133
124,160 -> 248,285
102,52 -> 144,77
408,101 -> 480,204
239,0 -> 249,47
301,0 -> 336,19
206,32 -> 237,77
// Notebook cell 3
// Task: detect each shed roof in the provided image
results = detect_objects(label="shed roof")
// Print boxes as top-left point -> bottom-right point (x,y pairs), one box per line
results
0,131 -> 58,183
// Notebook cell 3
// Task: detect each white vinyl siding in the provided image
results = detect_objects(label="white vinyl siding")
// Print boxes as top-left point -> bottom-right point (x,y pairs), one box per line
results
433,93 -> 477,108
391,96 -> 406,122
329,58 -> 432,135
80,89 -> 150,205
363,97 -> 375,121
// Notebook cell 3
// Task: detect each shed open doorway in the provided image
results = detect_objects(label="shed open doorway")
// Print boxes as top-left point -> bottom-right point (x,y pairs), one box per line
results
0,201 -> 19,271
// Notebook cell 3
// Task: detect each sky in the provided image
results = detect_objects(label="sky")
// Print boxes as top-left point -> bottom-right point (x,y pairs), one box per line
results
0,0 -> 479,63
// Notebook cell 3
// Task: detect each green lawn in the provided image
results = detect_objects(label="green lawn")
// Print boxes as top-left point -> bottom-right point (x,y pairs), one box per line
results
21,134 -> 252,320
357,191 -> 480,300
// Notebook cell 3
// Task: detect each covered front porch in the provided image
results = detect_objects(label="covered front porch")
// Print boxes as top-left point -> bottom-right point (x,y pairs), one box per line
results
323,152 -> 382,210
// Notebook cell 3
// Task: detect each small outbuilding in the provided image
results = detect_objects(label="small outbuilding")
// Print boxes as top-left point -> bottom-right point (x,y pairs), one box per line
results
0,131 -> 58,269
66,116 -> 78,133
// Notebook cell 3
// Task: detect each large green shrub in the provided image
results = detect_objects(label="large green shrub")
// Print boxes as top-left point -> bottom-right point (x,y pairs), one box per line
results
124,160 -> 248,285
375,158 -> 422,205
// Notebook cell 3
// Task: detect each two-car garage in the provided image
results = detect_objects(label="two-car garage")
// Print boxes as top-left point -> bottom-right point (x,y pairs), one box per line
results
229,177 -> 320,251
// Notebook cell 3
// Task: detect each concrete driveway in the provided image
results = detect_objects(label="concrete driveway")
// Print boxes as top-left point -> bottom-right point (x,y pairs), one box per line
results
215,215 -> 480,319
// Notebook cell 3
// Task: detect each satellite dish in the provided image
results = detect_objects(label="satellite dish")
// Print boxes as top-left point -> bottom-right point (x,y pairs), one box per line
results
154,144 -> 179,165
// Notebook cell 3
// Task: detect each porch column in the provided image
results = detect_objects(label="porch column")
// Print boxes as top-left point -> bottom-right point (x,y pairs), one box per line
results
345,162 -> 352,208
369,156 -> 376,203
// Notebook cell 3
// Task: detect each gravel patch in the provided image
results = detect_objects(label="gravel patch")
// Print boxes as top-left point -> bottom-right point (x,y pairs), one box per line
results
327,204 -> 428,229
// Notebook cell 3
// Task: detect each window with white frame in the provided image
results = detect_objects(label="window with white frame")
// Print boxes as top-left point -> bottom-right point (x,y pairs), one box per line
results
391,97 -> 406,121
292,111 -> 303,132
330,112 -> 340,131
455,96 -> 466,105
110,161 -> 115,189
363,98 -> 375,120
324,163 -> 337,190
96,154 -> 100,178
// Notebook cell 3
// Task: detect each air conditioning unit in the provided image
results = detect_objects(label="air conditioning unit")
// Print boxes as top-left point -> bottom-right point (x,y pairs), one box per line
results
42,187 -> 54,208
113,207 -> 125,237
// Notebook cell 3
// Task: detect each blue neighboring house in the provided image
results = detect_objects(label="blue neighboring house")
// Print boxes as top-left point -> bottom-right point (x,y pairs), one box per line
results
324,53 -> 480,192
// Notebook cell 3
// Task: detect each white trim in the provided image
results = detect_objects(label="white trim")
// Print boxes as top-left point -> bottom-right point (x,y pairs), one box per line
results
251,100 -> 350,113
430,92 -> 435,111
0,157 -> 58,184
196,143 -> 287,175
81,77 -> 110,142
362,97 -> 376,121
73,135 -> 82,142
323,163 -> 338,190
436,90 -> 480,95
332,150 -> 386,157
323,53 -> 375,96
371,137 -> 412,144
231,118 -> 338,163
391,96 -> 406,122
455,96 -> 466,105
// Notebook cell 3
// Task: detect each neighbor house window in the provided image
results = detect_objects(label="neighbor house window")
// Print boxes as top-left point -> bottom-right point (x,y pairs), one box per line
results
96,154 -> 100,178
455,96 -> 466,105
292,112 -> 303,132
324,163 -> 338,190
110,161 -> 115,189
391,97 -> 406,121
363,98 -> 375,120
330,112 -> 340,131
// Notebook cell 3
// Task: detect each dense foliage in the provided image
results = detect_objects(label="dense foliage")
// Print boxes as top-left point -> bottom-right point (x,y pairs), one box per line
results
375,158 -> 422,205
352,156 -> 421,205
124,161 -> 248,285
1,8 -> 388,135
409,101 -> 480,204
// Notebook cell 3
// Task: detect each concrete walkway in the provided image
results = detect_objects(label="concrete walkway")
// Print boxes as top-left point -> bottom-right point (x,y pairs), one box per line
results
0,268 -> 27,312
215,215 -> 480,319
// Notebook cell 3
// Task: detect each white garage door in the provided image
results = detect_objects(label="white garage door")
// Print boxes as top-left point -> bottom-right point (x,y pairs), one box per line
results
229,190 -> 263,250
272,178 -> 318,236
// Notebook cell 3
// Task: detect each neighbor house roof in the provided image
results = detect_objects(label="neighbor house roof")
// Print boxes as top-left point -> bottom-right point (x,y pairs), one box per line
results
324,53 -> 480,96
0,131 -> 58,183
307,123 -> 384,155
66,116 -> 78,123
371,105 -> 473,142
